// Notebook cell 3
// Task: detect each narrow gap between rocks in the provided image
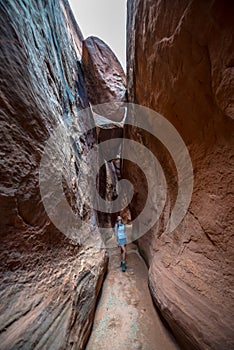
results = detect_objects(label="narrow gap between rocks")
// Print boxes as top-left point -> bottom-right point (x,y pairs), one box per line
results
85,240 -> 180,350
85,113 -> 180,349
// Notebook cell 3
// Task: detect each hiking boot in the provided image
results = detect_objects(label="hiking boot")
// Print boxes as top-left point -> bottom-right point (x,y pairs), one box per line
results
121,260 -> 126,272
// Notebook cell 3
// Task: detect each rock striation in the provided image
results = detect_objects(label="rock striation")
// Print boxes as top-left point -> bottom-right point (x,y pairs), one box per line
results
125,1 -> 234,349
0,1 -> 108,349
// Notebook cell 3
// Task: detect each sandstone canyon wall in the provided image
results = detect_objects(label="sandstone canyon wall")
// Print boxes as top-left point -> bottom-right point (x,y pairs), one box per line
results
0,1 -> 125,348
125,1 -> 234,349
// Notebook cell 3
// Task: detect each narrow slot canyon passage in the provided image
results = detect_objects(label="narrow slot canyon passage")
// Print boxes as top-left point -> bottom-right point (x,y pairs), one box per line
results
0,1 -> 233,350
89,107 -> 181,348
86,240 -> 179,350
89,101 -> 180,348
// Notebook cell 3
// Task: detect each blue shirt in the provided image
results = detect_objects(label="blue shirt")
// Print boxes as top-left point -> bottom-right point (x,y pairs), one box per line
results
115,223 -> 126,239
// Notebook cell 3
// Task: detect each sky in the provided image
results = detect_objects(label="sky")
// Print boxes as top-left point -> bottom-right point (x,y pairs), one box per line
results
69,0 -> 127,70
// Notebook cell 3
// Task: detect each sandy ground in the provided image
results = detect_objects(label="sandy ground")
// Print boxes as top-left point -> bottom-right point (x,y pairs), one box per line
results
86,242 -> 180,350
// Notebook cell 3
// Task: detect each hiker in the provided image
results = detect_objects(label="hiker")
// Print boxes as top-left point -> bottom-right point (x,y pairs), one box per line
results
115,215 -> 127,272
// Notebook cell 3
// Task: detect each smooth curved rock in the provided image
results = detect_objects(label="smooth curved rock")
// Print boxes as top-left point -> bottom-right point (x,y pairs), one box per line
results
0,1 -> 107,349
125,1 -> 234,349
82,36 -> 126,121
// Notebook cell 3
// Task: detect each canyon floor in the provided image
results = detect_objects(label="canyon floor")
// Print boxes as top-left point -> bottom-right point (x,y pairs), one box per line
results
86,241 -> 180,350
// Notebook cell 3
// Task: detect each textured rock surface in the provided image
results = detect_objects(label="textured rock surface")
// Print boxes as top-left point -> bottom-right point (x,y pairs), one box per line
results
125,1 -> 234,349
82,36 -> 126,121
0,249 -> 107,350
0,0 -> 107,348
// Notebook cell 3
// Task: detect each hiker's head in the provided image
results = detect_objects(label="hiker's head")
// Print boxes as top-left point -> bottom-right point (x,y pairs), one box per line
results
117,215 -> 122,223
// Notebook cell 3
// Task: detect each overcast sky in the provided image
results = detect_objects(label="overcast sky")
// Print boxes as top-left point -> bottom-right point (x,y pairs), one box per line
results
69,0 -> 127,70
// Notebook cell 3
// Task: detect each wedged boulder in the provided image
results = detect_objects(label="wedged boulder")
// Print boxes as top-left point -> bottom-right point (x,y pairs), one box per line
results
82,36 -> 126,121
94,113 -> 123,156
0,0 -> 107,348
125,0 -> 234,349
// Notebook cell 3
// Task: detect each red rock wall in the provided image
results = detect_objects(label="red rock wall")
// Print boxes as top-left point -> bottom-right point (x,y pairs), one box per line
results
125,0 -> 234,349
0,1 -> 107,348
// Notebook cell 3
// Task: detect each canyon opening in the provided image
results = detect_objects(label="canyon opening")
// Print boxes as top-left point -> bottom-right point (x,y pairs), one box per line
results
0,1 -> 233,350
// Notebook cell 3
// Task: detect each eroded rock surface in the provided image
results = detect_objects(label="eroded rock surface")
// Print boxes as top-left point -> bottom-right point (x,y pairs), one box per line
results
0,1 -> 107,348
125,1 -> 234,349
82,36 -> 126,121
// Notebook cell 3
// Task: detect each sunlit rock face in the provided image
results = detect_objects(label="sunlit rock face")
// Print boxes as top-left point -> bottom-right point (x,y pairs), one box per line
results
82,36 -> 126,121
0,1 -> 107,349
125,0 -> 234,349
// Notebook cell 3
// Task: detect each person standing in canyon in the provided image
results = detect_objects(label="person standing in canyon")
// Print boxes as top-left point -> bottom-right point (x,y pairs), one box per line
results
115,215 -> 127,272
